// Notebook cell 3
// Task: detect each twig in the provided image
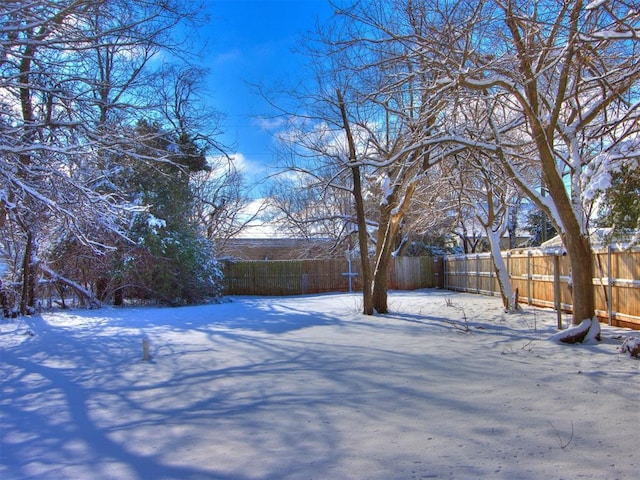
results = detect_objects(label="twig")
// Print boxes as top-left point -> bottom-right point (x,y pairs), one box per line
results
445,306 -> 472,334
441,300 -> 475,333
520,340 -> 534,351
549,420 -> 574,449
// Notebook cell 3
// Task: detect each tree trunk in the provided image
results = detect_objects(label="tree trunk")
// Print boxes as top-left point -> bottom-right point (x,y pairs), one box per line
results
563,230 -> 595,324
498,2 -> 597,327
372,254 -> 391,314
372,204 -> 393,314
372,213 -> 400,314
372,181 -> 418,313
551,317 -> 600,344
114,287 -> 124,306
352,165 -> 373,315
528,113 -> 596,325
336,89 -> 373,315
40,264 -> 101,308
20,230 -> 38,315
486,228 -> 517,312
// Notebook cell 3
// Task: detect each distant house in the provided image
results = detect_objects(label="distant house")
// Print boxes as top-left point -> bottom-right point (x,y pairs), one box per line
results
219,237 -> 340,261
540,228 -> 639,252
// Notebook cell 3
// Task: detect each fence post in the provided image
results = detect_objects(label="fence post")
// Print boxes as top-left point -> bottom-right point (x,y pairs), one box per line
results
476,254 -> 480,294
441,256 -> 446,290
607,245 -> 613,326
553,254 -> 562,330
464,256 -> 468,292
489,254 -> 494,296
527,250 -> 532,305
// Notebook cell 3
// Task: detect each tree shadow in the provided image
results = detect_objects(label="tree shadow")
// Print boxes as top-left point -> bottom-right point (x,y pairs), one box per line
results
1,291 -> 636,480
0,296 -> 354,479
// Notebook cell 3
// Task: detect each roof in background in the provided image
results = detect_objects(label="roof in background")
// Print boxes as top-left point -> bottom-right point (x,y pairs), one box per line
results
540,228 -> 639,251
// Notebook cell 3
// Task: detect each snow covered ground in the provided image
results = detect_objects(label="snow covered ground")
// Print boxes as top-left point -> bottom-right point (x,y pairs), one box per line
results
1,289 -> 638,480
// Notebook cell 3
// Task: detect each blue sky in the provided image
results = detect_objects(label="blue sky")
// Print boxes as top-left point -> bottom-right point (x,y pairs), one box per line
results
201,0 -> 334,185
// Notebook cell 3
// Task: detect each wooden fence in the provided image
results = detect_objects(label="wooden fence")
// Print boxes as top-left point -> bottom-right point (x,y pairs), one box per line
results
442,247 -> 640,330
222,256 -> 435,296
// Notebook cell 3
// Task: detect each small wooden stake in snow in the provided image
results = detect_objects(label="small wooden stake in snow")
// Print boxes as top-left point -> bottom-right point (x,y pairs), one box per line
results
142,336 -> 151,361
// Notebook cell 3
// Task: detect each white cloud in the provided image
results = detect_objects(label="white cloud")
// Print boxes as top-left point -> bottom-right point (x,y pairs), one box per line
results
206,151 -> 273,201
228,152 -> 252,173
236,197 -> 284,238
254,116 -> 286,131
207,152 -> 263,175
242,197 -> 267,216
213,48 -> 243,66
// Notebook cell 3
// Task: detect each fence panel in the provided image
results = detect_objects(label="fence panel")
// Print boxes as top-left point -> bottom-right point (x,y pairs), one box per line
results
443,248 -> 640,330
222,256 -> 433,296
390,256 -> 435,290
224,261 -> 304,296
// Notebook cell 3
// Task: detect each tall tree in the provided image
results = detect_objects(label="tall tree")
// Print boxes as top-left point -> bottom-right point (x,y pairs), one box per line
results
271,83 -> 378,313
462,150 -> 522,311
272,0 -> 470,313
433,0 -> 640,338
0,0 -> 216,310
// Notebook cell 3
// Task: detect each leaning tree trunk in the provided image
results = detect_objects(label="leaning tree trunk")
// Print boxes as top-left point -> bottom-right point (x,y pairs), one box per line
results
530,119 -> 597,338
372,214 -> 400,314
372,254 -> 392,314
352,164 -> 373,315
20,230 -> 38,315
486,228 -> 517,312
337,89 -> 373,315
372,206 -> 394,314
372,181 -> 418,314
40,264 -> 101,308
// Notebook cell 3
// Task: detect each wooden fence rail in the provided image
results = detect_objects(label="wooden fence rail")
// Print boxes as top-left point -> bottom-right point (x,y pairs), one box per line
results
442,247 -> 640,330
222,256 -> 435,296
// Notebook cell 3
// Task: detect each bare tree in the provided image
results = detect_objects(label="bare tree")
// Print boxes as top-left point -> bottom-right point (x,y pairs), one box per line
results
373,163 -> 460,257
440,0 -> 640,339
442,96 -> 541,311
191,160 -> 260,251
271,0 -> 474,314
267,157 -> 354,248
461,149 -> 522,311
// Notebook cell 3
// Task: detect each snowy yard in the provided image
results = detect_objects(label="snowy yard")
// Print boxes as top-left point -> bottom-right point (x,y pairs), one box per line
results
1,289 -> 638,480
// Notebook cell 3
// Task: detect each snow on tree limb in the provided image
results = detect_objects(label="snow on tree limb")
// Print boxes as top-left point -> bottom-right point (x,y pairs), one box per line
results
40,264 -> 101,308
